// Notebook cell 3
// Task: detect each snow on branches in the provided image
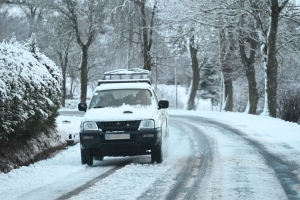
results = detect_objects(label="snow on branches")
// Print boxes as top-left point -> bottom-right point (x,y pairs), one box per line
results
0,36 -> 63,142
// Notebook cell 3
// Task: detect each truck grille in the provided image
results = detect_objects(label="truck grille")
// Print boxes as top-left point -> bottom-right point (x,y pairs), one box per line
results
97,120 -> 141,132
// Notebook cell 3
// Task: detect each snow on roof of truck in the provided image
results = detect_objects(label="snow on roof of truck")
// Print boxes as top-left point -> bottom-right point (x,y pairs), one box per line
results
94,82 -> 153,91
99,68 -> 151,86
103,68 -> 150,75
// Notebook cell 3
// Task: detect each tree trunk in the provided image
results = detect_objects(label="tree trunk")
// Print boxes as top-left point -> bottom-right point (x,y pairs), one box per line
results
265,2 -> 278,117
264,0 -> 288,117
223,79 -> 233,111
135,0 -> 157,71
220,29 -> 234,111
62,67 -> 66,107
138,0 -> 150,71
187,36 -> 200,110
80,45 -> 88,103
239,24 -> 258,114
246,67 -> 258,114
58,52 -> 67,107
58,41 -> 70,107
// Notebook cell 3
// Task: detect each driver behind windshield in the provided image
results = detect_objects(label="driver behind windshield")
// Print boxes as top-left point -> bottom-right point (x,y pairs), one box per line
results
134,90 -> 151,105
91,93 -> 113,108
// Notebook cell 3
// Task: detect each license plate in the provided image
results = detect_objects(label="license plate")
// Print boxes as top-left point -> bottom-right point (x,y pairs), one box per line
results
105,134 -> 130,140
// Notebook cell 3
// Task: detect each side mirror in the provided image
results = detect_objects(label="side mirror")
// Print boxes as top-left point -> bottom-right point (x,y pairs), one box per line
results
78,102 -> 87,112
158,100 -> 169,109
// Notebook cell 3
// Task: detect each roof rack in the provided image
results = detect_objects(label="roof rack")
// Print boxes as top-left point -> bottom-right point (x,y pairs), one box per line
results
103,68 -> 151,80
98,68 -> 152,86
98,79 -> 151,86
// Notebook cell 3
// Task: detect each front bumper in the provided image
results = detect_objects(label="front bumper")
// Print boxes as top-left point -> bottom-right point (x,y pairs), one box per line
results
79,128 -> 162,156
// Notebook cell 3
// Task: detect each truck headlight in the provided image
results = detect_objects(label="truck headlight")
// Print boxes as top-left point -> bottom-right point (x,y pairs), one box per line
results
83,122 -> 98,131
139,119 -> 154,129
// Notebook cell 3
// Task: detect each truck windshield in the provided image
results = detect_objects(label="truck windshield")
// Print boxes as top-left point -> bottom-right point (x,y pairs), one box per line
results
89,89 -> 155,108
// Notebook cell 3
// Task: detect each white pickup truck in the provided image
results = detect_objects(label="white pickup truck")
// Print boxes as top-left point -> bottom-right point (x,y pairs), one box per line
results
78,68 -> 169,166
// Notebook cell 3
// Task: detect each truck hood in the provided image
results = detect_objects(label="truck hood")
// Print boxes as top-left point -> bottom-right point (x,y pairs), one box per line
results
83,105 -> 158,122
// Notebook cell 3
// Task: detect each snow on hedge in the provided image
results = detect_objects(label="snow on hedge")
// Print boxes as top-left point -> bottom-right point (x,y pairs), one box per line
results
0,36 -> 63,141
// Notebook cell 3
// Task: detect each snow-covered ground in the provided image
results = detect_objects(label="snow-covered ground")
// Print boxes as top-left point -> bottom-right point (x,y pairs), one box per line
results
0,107 -> 299,199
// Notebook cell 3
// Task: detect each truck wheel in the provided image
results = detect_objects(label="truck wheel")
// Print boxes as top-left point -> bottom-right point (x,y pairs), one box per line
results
151,143 -> 163,163
81,148 -> 88,164
81,148 -> 93,166
86,149 -> 93,166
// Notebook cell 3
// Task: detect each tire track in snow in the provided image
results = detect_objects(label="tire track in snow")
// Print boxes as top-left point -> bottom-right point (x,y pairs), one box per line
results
14,161 -> 128,200
56,164 -> 124,200
214,122 -> 300,200
164,117 -> 213,200
185,115 -> 300,200
137,118 -> 196,200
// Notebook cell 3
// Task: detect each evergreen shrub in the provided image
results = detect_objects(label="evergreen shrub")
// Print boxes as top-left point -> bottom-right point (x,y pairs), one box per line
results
0,36 -> 62,143
277,90 -> 300,123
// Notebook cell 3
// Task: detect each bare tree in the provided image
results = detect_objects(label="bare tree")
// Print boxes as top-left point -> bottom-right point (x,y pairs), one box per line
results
20,0 -> 46,37
238,0 -> 260,114
159,0 -> 221,110
238,29 -> 259,114
262,0 -> 289,117
106,0 -> 168,75
186,36 -> 200,110
219,28 -> 236,111
107,0 -> 143,69
57,33 -> 73,106
131,0 -> 157,71
49,0 -> 107,103
250,0 -> 290,117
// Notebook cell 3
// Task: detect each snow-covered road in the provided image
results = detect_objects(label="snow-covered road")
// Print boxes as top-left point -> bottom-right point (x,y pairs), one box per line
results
1,110 -> 300,200
179,116 -> 288,200
0,116 -> 193,200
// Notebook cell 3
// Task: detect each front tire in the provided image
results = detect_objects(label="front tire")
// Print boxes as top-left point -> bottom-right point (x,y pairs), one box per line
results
151,143 -> 163,163
81,148 -> 93,166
